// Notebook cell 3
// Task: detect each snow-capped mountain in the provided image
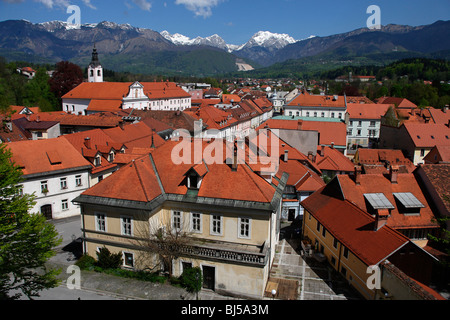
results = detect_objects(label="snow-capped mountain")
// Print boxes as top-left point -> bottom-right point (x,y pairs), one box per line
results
160,30 -> 301,53
160,31 -> 234,52
39,20 -> 135,32
243,31 -> 298,50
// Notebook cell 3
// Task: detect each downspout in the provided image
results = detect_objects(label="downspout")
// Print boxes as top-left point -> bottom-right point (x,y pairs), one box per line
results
81,205 -> 87,255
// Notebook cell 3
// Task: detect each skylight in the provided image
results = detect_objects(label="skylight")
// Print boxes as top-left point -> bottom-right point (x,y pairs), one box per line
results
364,193 -> 395,210
393,193 -> 425,208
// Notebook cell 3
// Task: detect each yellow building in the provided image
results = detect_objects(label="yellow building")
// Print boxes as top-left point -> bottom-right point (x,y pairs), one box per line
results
301,178 -> 441,300
74,139 -> 287,299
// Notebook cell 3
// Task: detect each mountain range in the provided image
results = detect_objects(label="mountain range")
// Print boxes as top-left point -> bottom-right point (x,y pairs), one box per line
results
0,19 -> 449,77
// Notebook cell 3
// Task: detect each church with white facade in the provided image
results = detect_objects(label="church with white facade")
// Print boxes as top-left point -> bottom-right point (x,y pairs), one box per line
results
62,46 -> 191,115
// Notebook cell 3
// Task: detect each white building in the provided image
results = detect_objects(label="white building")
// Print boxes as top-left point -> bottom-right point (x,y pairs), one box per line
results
283,92 -> 347,121
345,103 -> 393,152
62,81 -> 192,115
6,138 -> 92,220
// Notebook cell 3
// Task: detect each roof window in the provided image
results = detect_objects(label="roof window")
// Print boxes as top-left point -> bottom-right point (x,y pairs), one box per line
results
393,192 -> 424,215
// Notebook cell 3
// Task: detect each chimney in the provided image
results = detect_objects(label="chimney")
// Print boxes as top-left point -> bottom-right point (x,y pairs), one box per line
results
443,105 -> 449,113
374,209 -> 389,231
84,137 -> 91,149
389,165 -> 399,184
297,120 -> 303,130
331,142 -> 335,149
232,145 -> 238,172
354,165 -> 362,185
320,145 -> 325,156
284,150 -> 289,162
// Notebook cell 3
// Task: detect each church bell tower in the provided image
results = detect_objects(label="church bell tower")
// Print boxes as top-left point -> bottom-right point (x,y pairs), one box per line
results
88,44 -> 103,83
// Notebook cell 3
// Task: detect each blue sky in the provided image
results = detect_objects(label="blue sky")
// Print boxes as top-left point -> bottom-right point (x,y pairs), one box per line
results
0,0 -> 449,45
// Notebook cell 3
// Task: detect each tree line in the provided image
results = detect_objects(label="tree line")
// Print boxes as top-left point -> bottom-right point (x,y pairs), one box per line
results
0,57 -> 84,113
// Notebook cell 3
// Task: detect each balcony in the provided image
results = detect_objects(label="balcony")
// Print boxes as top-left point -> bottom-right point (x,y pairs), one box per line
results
178,239 -> 269,267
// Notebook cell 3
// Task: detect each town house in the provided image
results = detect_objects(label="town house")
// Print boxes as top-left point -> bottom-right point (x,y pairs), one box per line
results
73,139 -> 288,299
301,181 -> 441,300
283,91 -> 347,121
6,138 -> 92,220
62,81 -> 191,115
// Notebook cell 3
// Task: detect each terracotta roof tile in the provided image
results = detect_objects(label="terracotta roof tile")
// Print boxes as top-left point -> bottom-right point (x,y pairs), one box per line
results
347,103 -> 393,120
403,123 -> 450,147
6,138 -> 91,176
337,174 -> 439,230
301,187 -> 410,266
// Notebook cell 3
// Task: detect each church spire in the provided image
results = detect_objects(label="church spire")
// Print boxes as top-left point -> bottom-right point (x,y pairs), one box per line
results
90,43 -> 100,67
88,43 -> 103,83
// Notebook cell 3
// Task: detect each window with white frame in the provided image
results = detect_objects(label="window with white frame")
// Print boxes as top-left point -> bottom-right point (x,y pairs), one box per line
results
121,216 -> 132,236
238,217 -> 251,239
61,199 -> 69,211
60,177 -> 67,190
211,215 -> 222,236
41,181 -> 48,193
191,212 -> 202,233
172,210 -> 182,231
75,175 -> 82,187
95,213 -> 106,232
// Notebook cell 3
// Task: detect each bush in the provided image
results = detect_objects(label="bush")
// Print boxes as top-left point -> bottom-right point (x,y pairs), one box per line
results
75,254 -> 96,270
96,247 -> 123,269
180,267 -> 202,293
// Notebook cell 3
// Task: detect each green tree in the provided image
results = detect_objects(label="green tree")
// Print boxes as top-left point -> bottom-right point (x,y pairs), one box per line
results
0,144 -> 61,300
23,68 -> 58,112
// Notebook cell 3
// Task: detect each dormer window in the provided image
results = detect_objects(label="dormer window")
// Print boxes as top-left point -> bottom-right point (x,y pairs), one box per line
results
188,174 -> 199,189
94,156 -> 101,167
184,163 -> 208,191
108,152 -> 115,162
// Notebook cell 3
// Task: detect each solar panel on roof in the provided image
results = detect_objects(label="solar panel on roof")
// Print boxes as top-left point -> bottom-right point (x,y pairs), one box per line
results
393,193 -> 425,208
364,193 -> 395,210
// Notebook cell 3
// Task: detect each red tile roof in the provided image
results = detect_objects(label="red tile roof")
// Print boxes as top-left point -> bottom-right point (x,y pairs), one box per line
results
347,103 -> 394,120
315,146 -> 354,172
184,105 -> 237,130
82,139 -> 279,204
377,97 -> 418,109
288,92 -> 347,108
87,100 -> 123,112
403,123 -> 450,148
102,122 -> 166,149
6,138 -> 91,176
258,119 -> 347,147
336,173 -> 439,231
301,186 -> 410,266
62,81 -> 190,101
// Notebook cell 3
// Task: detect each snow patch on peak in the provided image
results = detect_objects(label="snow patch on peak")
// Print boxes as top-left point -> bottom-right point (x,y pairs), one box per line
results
245,31 -> 297,50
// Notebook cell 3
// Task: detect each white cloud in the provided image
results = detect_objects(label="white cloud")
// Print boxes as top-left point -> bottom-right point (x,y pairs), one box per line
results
82,0 -> 96,9
132,0 -> 152,11
33,0 -> 70,9
175,0 -> 222,18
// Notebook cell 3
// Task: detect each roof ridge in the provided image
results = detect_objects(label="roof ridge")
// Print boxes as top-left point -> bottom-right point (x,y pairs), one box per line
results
132,158 -> 150,202
241,162 -> 274,203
